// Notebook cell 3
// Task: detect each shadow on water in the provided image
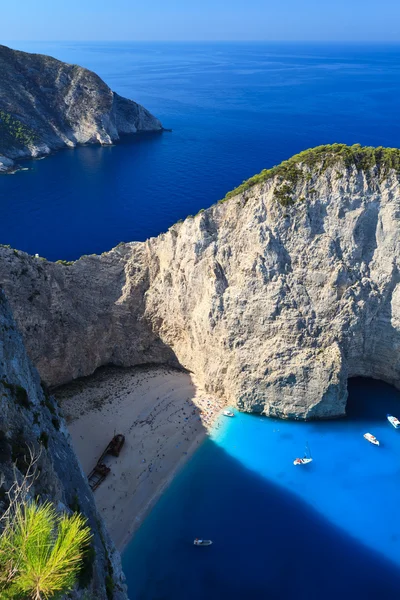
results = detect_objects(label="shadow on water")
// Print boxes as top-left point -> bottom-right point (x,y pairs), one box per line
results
123,436 -> 400,600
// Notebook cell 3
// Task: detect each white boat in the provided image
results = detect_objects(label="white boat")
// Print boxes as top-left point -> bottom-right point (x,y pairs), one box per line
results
194,539 -> 213,546
363,432 -> 380,446
293,457 -> 313,465
223,410 -> 234,417
387,414 -> 400,429
293,443 -> 313,466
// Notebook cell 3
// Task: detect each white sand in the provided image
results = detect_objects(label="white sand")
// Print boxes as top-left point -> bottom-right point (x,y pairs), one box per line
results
55,365 -> 226,550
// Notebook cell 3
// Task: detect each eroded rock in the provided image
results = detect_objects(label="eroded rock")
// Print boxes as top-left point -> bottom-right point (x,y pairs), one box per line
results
1,146 -> 400,419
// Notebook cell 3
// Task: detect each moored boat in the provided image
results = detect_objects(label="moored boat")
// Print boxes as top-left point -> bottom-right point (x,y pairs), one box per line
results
363,432 -> 380,446
223,410 -> 234,417
293,442 -> 313,466
293,457 -> 313,465
194,539 -> 213,546
387,414 -> 400,429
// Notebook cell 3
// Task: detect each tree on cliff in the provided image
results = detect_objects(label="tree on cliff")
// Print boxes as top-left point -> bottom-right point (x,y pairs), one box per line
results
0,449 -> 91,599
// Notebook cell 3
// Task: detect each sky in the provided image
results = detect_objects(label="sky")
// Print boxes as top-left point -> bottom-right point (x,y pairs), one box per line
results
1,0 -> 400,42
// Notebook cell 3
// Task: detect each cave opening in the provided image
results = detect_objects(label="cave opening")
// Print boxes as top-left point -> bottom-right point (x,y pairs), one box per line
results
346,377 -> 400,421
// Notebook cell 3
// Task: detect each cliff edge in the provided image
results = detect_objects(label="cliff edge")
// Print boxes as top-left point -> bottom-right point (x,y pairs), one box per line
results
1,144 -> 400,420
0,44 -> 162,172
0,290 -> 127,598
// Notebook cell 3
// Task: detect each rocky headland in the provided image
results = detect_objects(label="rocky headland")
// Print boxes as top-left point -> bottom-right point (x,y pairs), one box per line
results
0,44 -> 162,173
2,144 -> 400,420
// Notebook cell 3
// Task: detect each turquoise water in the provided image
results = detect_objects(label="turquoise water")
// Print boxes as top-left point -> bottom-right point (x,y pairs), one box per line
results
122,379 -> 400,598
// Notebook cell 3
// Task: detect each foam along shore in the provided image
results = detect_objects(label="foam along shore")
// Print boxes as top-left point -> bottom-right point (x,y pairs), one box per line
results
55,365 -> 226,550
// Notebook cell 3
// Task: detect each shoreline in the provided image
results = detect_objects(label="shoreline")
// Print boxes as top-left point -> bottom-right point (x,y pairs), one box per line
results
55,365 -> 226,551
0,129 -> 165,176
119,427 -> 206,550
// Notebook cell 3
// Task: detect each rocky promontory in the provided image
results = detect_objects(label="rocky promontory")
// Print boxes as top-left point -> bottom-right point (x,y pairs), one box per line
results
1,144 -> 400,420
0,44 -> 162,173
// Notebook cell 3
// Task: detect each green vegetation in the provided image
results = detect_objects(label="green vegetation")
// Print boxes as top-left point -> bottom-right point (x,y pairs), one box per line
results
0,111 -> 37,149
1,379 -> 31,409
0,499 -> 91,599
105,561 -> 115,600
69,495 -> 80,514
56,260 -> 74,266
220,144 -> 400,206
78,543 -> 95,589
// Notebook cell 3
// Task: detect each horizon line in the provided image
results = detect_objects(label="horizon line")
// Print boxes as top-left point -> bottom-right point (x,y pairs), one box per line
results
3,39 -> 400,44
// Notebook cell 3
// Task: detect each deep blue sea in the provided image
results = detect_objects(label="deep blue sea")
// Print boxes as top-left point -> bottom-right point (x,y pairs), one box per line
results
2,42 -> 400,598
1,42 -> 400,260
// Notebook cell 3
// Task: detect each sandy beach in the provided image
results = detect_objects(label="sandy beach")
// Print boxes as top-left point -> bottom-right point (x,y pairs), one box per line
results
55,365 -> 226,550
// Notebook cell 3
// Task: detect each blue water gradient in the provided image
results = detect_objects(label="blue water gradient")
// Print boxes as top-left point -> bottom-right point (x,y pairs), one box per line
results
1,42 -> 400,260
122,379 -> 400,599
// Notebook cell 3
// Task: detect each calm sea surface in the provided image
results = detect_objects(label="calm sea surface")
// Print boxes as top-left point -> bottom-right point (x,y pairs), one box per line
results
1,42 -> 400,260
2,42 -> 400,598
122,379 -> 400,599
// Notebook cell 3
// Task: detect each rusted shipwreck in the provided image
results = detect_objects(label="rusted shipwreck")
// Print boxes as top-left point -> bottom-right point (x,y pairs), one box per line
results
88,434 -> 125,491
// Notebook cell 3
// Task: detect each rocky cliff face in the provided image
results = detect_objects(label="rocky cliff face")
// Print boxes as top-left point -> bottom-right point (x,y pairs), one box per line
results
1,145 -> 400,420
0,44 -> 162,173
0,290 -> 128,599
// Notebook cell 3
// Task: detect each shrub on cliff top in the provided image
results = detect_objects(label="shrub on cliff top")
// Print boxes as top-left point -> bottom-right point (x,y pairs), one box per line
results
219,143 -> 400,204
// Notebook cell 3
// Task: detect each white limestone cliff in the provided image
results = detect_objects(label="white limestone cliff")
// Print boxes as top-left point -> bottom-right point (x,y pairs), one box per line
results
1,145 -> 400,419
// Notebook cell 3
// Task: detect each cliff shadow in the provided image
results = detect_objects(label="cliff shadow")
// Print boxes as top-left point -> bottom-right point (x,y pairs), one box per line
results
122,437 -> 400,600
346,376 -> 400,421
53,363 -> 216,549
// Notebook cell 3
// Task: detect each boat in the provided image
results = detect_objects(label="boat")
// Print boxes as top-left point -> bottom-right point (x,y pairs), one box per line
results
363,432 -> 380,446
293,457 -> 313,465
293,442 -> 313,466
223,410 -> 234,417
194,539 -> 213,546
387,414 -> 400,429
88,463 -> 111,491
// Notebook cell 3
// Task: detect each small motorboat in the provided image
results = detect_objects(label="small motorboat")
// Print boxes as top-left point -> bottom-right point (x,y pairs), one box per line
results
293,442 -> 313,466
194,539 -> 213,546
363,433 -> 380,446
387,414 -> 400,429
223,410 -> 235,417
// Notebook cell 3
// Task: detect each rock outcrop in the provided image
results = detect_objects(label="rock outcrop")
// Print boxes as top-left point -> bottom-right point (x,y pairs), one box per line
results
1,145 -> 400,420
0,44 -> 162,172
0,290 -> 127,598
